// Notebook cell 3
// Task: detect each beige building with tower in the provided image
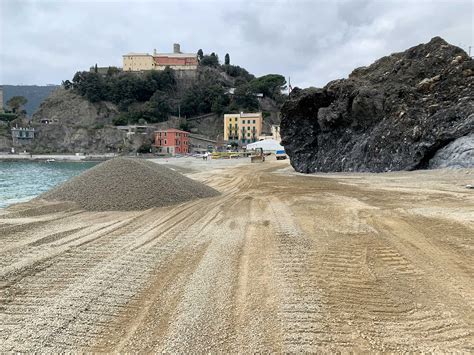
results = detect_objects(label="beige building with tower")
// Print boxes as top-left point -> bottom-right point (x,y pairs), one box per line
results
123,43 -> 198,72
224,112 -> 263,145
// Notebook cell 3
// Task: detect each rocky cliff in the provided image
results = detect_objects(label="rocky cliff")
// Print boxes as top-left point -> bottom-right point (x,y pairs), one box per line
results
281,37 -> 474,173
30,88 -> 133,153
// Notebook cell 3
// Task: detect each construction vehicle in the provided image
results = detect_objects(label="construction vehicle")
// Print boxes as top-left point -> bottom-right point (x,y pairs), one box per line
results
275,149 -> 287,160
250,147 -> 265,163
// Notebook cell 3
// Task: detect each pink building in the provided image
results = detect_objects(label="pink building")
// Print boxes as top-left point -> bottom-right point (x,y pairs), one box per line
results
154,128 -> 189,155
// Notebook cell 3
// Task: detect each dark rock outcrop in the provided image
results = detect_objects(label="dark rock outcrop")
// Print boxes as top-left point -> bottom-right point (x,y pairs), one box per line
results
281,37 -> 474,173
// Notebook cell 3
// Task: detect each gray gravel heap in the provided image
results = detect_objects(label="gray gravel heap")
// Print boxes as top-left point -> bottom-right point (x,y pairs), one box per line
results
39,158 -> 220,211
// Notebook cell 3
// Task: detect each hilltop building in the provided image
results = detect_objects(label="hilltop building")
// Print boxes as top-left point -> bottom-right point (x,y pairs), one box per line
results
123,43 -> 198,72
154,128 -> 189,155
224,112 -> 263,145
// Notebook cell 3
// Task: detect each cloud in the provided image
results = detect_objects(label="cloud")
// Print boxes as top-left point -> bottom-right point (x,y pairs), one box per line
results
0,0 -> 472,87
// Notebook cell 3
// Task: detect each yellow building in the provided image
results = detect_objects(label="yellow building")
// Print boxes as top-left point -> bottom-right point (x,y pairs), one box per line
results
122,53 -> 155,72
224,112 -> 263,145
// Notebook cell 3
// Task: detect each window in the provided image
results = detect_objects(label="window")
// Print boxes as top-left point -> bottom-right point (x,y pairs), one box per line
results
247,133 -> 250,137
164,140 -> 167,144
253,120 -> 256,124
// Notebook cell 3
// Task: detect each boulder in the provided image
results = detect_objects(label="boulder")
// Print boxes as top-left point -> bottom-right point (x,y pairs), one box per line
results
429,133 -> 474,169
281,37 -> 474,173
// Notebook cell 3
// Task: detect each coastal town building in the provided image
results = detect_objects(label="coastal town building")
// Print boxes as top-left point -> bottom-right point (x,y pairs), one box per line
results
271,124 -> 281,142
224,112 -> 263,145
123,44 -> 198,72
154,128 -> 189,155
11,126 -> 35,145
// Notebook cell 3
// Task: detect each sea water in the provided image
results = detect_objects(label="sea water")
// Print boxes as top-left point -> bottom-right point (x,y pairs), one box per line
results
0,161 -> 97,208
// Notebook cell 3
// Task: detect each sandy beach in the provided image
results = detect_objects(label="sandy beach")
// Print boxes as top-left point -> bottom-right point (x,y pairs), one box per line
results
1,159 -> 473,352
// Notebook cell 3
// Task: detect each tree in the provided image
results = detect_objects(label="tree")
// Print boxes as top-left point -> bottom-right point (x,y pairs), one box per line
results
94,64 -> 98,73
222,64 -> 254,82
72,71 -> 106,102
180,82 -> 227,117
0,113 -> 18,122
233,84 -> 259,111
107,66 -> 121,76
249,74 -> 286,99
137,139 -> 153,153
157,66 -> 177,92
6,96 -> 28,113
200,54 -> 219,67
225,53 -> 230,65
145,90 -> 172,122
179,119 -> 190,131
197,49 -> 204,61
112,113 -> 129,126
62,80 -> 72,90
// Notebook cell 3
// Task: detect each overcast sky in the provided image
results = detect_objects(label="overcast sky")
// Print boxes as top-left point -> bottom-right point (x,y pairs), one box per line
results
0,0 -> 472,88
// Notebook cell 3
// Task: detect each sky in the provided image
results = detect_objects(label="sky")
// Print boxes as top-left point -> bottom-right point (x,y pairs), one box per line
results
0,0 -> 472,88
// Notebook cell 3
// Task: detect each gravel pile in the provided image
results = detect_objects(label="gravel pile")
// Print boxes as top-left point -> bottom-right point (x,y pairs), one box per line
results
39,158 -> 220,211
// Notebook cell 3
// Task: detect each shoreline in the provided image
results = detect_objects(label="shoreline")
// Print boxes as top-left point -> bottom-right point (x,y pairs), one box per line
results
0,153 -> 118,162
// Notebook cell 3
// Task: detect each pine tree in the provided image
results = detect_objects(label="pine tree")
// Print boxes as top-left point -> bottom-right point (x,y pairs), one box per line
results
197,49 -> 204,61
225,53 -> 230,65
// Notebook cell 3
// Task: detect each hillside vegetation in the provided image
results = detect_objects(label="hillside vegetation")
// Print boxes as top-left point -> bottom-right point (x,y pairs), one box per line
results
65,55 -> 286,126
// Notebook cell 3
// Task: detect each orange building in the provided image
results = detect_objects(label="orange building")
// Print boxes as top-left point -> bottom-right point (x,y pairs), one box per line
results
154,128 -> 189,155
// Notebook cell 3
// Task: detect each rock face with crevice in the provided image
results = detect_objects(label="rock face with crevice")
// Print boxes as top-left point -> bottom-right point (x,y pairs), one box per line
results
281,37 -> 474,173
